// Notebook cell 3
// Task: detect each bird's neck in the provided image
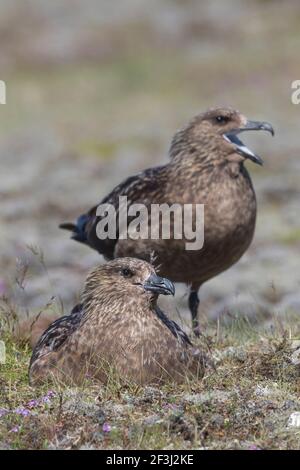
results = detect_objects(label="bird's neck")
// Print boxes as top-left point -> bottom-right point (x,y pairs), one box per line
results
169,144 -> 250,181
170,141 -> 230,169
80,288 -> 154,323
169,152 -> 227,181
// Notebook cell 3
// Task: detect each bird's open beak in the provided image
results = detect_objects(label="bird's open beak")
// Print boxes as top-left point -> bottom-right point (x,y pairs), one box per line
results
223,119 -> 274,166
143,273 -> 175,296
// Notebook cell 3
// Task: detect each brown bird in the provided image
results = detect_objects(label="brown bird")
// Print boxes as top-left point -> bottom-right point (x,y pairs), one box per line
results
60,107 -> 274,335
29,258 -> 205,386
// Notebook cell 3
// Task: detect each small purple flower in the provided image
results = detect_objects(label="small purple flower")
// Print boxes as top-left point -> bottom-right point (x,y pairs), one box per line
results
10,425 -> 20,433
41,390 -> 55,404
102,422 -> 111,433
14,407 -> 30,417
249,444 -> 261,450
27,399 -> 39,409
0,408 -> 9,418
26,391 -> 55,409
41,396 -> 51,404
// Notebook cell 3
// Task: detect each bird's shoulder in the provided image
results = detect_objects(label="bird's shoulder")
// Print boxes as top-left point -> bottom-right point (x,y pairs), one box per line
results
29,303 -> 84,367
101,165 -> 167,205
84,165 -> 167,257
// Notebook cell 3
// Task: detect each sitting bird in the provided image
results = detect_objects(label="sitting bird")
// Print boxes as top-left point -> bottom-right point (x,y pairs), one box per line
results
60,107 -> 274,335
29,258 -> 206,386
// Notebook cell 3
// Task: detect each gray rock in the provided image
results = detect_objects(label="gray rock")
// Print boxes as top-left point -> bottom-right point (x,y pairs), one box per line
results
210,414 -> 224,428
290,348 -> 300,366
287,412 -> 300,428
143,414 -> 163,426
182,390 -> 232,405
214,346 -> 247,363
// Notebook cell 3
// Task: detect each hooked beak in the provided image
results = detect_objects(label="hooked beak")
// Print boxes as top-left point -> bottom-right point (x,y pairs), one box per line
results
240,120 -> 275,136
143,273 -> 175,296
223,119 -> 274,166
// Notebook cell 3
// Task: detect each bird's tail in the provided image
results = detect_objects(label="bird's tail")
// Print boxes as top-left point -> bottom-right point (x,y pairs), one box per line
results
59,213 -> 90,244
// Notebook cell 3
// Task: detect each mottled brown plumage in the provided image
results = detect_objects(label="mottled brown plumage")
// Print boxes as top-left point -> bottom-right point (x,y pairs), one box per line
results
60,107 -> 274,334
29,258 -> 205,386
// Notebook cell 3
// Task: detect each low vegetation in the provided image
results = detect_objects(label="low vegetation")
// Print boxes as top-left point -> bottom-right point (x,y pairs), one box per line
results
1,300 -> 300,450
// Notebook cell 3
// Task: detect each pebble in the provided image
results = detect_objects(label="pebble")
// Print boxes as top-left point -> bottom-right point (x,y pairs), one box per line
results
287,412 -> 300,428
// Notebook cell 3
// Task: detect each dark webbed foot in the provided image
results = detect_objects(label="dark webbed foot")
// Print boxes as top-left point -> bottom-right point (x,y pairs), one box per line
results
188,290 -> 200,337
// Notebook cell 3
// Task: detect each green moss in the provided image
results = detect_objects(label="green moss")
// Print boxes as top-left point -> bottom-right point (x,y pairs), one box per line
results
77,140 -> 120,160
279,228 -> 300,245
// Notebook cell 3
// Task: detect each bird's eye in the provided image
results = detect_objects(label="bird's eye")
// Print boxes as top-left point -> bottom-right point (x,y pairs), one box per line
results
215,115 -> 229,124
121,268 -> 133,278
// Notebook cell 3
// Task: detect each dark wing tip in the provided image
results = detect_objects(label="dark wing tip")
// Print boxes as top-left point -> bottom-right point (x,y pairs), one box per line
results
59,223 -> 78,233
154,305 -> 193,347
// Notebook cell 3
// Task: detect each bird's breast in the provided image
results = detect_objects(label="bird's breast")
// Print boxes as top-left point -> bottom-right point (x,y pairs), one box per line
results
153,166 -> 257,283
203,171 -> 256,240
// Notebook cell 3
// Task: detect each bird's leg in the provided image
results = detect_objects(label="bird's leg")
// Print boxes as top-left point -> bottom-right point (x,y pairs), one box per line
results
188,289 -> 200,337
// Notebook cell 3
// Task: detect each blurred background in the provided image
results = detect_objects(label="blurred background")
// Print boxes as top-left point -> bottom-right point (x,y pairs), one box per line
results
0,0 -> 299,328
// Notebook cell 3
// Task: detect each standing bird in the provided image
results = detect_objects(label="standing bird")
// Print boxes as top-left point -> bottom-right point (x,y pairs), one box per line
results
29,258 -> 206,386
60,107 -> 274,335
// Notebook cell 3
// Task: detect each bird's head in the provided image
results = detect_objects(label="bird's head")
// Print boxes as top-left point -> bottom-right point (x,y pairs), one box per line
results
82,257 -> 175,308
170,107 -> 274,167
